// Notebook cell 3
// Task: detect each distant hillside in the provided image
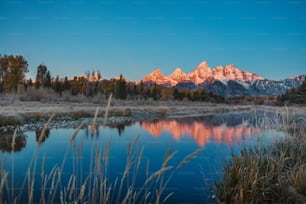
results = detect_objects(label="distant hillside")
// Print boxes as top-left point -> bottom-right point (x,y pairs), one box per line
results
278,78 -> 306,104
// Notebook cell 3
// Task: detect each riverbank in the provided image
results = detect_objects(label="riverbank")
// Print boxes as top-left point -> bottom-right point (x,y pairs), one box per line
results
0,99 -> 305,132
0,100 -> 246,125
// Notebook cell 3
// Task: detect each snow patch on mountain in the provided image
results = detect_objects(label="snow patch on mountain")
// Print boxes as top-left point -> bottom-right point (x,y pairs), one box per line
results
141,60 -> 305,96
142,61 -> 264,86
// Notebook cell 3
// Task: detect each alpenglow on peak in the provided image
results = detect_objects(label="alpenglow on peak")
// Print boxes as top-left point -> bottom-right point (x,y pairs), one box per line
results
141,60 -> 265,86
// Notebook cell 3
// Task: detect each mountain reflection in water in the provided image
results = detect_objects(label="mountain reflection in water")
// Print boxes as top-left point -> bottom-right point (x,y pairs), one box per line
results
0,114 -> 263,151
0,114 -> 272,203
141,119 -> 261,146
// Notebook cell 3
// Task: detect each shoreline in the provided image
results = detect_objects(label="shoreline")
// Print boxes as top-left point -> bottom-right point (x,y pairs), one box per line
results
1,100 -> 305,132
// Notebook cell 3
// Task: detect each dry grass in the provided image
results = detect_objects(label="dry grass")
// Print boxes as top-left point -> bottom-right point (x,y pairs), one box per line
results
214,106 -> 306,203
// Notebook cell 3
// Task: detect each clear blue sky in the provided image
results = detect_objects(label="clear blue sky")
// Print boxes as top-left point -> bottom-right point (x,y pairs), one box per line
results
0,0 -> 305,81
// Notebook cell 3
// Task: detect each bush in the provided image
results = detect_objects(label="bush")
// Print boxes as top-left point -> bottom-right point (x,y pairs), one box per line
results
214,136 -> 306,203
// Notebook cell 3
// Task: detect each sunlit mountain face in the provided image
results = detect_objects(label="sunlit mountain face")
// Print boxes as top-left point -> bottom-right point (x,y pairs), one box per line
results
142,61 -> 264,86
141,61 -> 306,97
141,119 -> 261,147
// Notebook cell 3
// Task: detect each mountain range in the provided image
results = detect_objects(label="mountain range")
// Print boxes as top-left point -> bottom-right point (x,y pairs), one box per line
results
141,61 -> 305,97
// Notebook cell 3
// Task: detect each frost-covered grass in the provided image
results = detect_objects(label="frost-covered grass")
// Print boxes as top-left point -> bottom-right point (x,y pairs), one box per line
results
214,106 -> 306,203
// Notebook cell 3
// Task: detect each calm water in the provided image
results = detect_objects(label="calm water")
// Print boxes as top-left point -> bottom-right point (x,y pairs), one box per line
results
0,114 -> 280,203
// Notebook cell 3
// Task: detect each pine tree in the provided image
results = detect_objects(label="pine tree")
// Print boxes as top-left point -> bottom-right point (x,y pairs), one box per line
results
35,64 -> 48,89
277,79 -> 306,104
28,78 -> 33,86
64,76 -> 70,90
116,74 -> 127,99
44,70 -> 52,88
151,83 -> 160,101
54,75 -> 63,96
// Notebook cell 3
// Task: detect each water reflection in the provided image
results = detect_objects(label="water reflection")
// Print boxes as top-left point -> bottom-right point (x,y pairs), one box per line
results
0,114 -> 272,203
141,119 -> 261,146
114,124 -> 125,136
85,122 -> 130,137
35,128 -> 50,144
85,124 -> 99,137
109,121 -> 134,136
0,131 -> 26,152
0,114 -> 263,150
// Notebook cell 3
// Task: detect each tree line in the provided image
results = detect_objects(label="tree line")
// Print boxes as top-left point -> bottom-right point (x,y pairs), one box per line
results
8,53 -> 304,104
277,79 -> 306,104
0,54 -> 226,102
4,53 -> 305,104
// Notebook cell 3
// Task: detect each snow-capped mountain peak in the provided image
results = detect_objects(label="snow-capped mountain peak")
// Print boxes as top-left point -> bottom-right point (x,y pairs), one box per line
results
213,63 -> 264,82
142,61 -> 265,86
172,67 -> 184,74
167,68 -> 190,85
188,61 -> 213,84
140,60 -> 305,96
142,69 -> 171,85
196,61 -> 209,70
224,63 -> 235,70
145,69 -> 164,79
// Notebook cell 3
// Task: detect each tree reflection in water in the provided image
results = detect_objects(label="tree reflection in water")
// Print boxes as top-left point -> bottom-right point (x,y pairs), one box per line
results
115,124 -> 125,136
0,131 -> 26,152
85,121 -> 133,137
109,121 -> 134,136
35,128 -> 50,144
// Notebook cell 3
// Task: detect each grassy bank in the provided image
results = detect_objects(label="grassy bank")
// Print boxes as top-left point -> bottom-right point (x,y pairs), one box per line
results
214,108 -> 306,203
0,99 -> 254,127
2,98 -> 306,128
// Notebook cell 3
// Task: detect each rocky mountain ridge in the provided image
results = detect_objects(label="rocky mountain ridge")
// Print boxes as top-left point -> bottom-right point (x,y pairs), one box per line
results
141,61 -> 305,97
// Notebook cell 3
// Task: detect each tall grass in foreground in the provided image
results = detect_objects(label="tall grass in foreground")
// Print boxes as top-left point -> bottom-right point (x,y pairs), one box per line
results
214,106 -> 306,203
0,94 -> 202,204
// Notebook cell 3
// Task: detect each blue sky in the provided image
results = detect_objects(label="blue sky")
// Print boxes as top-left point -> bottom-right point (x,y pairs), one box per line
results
0,0 -> 305,81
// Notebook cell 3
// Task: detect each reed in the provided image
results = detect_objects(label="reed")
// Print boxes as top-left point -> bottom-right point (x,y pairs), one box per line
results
177,148 -> 203,169
0,170 -> 8,203
103,93 -> 112,127
214,106 -> 306,203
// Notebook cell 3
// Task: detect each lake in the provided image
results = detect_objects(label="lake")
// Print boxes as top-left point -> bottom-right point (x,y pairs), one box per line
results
0,113 -> 281,203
